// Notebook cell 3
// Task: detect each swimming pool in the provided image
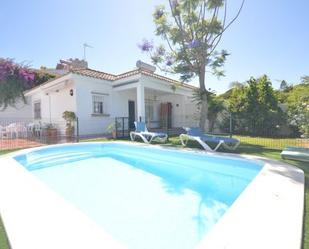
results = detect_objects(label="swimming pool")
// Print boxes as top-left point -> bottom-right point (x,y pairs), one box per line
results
14,143 -> 262,249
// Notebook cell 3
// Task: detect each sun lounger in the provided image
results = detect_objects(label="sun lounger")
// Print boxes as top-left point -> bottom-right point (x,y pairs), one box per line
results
130,121 -> 168,144
179,127 -> 240,152
281,146 -> 309,162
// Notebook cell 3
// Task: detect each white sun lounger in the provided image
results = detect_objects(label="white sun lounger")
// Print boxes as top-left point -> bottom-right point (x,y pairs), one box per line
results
180,127 -> 240,152
130,121 -> 168,144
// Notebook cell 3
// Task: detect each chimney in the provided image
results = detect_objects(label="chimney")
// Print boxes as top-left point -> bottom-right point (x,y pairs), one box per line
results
136,60 -> 156,73
56,58 -> 88,70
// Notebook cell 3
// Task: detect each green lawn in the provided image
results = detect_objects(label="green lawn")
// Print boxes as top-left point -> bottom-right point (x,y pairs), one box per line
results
0,138 -> 308,249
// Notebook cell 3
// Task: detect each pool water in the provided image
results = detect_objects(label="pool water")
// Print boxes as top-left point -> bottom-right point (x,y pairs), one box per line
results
15,143 -> 262,249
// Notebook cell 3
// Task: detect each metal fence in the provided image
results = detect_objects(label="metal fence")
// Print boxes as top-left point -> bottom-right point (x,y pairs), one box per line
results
0,118 -> 75,151
0,115 -> 308,152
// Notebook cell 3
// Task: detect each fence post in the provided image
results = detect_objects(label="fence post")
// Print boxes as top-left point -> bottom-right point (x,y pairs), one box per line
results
115,118 -> 118,139
165,117 -> 169,141
229,113 -> 233,138
122,117 -> 125,138
76,117 -> 79,142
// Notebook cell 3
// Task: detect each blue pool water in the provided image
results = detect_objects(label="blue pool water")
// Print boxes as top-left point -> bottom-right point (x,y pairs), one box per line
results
15,143 -> 262,249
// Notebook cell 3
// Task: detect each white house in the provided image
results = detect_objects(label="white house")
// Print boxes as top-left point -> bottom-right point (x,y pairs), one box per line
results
0,61 -> 199,137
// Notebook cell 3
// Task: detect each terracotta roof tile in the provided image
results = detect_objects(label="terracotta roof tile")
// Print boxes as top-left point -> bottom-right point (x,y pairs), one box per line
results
71,68 -> 197,90
72,68 -> 116,81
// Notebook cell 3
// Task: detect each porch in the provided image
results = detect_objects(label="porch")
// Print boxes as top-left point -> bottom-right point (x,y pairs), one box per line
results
113,80 -> 198,134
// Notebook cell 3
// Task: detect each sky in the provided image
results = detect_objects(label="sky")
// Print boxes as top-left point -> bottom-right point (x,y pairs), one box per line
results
1,0 -> 309,93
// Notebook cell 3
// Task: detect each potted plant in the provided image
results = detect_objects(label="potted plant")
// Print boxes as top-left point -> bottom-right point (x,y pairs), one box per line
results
62,111 -> 76,141
106,122 -> 120,139
44,123 -> 58,143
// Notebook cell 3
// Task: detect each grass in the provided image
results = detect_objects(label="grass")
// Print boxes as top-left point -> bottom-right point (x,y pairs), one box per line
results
0,137 -> 308,249
0,149 -> 18,156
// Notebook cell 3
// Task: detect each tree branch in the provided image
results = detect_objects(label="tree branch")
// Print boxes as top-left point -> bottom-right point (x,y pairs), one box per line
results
168,0 -> 195,70
209,0 -> 245,52
208,0 -> 228,55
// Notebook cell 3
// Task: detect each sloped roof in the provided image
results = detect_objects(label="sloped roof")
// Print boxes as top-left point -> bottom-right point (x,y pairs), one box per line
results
72,68 -> 197,90
72,68 -> 116,81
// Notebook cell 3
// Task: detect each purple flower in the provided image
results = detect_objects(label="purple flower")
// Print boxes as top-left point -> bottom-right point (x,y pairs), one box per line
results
138,39 -> 154,52
0,58 -> 35,87
187,39 -> 200,49
166,56 -> 173,66
156,46 -> 165,56
155,8 -> 164,19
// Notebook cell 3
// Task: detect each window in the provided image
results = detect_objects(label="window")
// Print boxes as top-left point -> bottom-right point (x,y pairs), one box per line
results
145,101 -> 154,122
34,101 -> 41,119
92,94 -> 104,114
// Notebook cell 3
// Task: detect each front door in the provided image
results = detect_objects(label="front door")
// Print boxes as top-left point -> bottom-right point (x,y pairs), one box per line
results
128,100 -> 135,129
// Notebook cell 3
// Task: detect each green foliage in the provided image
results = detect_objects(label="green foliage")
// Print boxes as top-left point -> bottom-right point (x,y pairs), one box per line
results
62,111 -> 76,135
224,75 -> 285,136
192,89 -> 225,131
144,0 -> 241,80
140,0 -> 245,130
301,75 -> 309,84
0,77 -> 26,110
279,80 -> 290,91
106,122 -> 121,132
0,58 -> 35,110
0,58 -> 56,110
285,83 -> 309,137
33,70 -> 56,85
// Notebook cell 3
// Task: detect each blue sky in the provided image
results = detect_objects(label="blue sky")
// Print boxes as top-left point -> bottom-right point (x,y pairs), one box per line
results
1,0 -> 308,93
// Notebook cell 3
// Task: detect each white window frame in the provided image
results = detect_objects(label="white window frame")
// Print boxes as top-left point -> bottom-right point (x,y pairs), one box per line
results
33,101 -> 41,119
92,94 -> 104,115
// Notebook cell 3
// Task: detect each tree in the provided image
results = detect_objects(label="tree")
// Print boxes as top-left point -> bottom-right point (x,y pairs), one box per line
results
286,82 -> 309,137
0,58 -> 56,110
33,69 -> 56,85
139,0 -> 245,131
301,75 -> 309,85
225,75 -> 284,136
279,80 -> 288,91
288,96 -> 309,138
192,89 -> 225,132
0,58 -> 35,110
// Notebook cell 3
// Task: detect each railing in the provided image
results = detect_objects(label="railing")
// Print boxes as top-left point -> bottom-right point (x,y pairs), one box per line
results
0,115 -> 308,151
0,118 -> 74,151
115,117 -> 130,138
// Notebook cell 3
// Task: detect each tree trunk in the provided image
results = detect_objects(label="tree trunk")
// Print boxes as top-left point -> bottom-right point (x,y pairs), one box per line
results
198,70 -> 208,132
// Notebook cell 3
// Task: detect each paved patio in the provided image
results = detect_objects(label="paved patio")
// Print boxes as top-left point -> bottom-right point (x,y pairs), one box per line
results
0,139 -> 45,150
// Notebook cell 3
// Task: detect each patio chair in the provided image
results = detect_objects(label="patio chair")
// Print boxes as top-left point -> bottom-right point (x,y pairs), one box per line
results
28,122 -> 42,138
5,123 -> 18,139
130,121 -> 168,144
15,123 -> 27,138
0,125 -> 6,139
179,127 -> 240,152
281,146 -> 309,162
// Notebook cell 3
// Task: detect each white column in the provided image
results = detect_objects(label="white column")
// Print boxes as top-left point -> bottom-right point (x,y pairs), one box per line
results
137,83 -> 145,121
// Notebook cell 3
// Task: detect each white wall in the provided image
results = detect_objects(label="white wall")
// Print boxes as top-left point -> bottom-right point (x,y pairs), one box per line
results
157,94 -> 198,127
26,81 -> 76,135
74,75 -> 115,136
140,74 -> 197,127
0,72 -> 198,136
0,97 -> 32,121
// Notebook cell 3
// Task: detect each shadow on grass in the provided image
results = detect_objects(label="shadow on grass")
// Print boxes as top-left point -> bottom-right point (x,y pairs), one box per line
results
0,216 -> 10,249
